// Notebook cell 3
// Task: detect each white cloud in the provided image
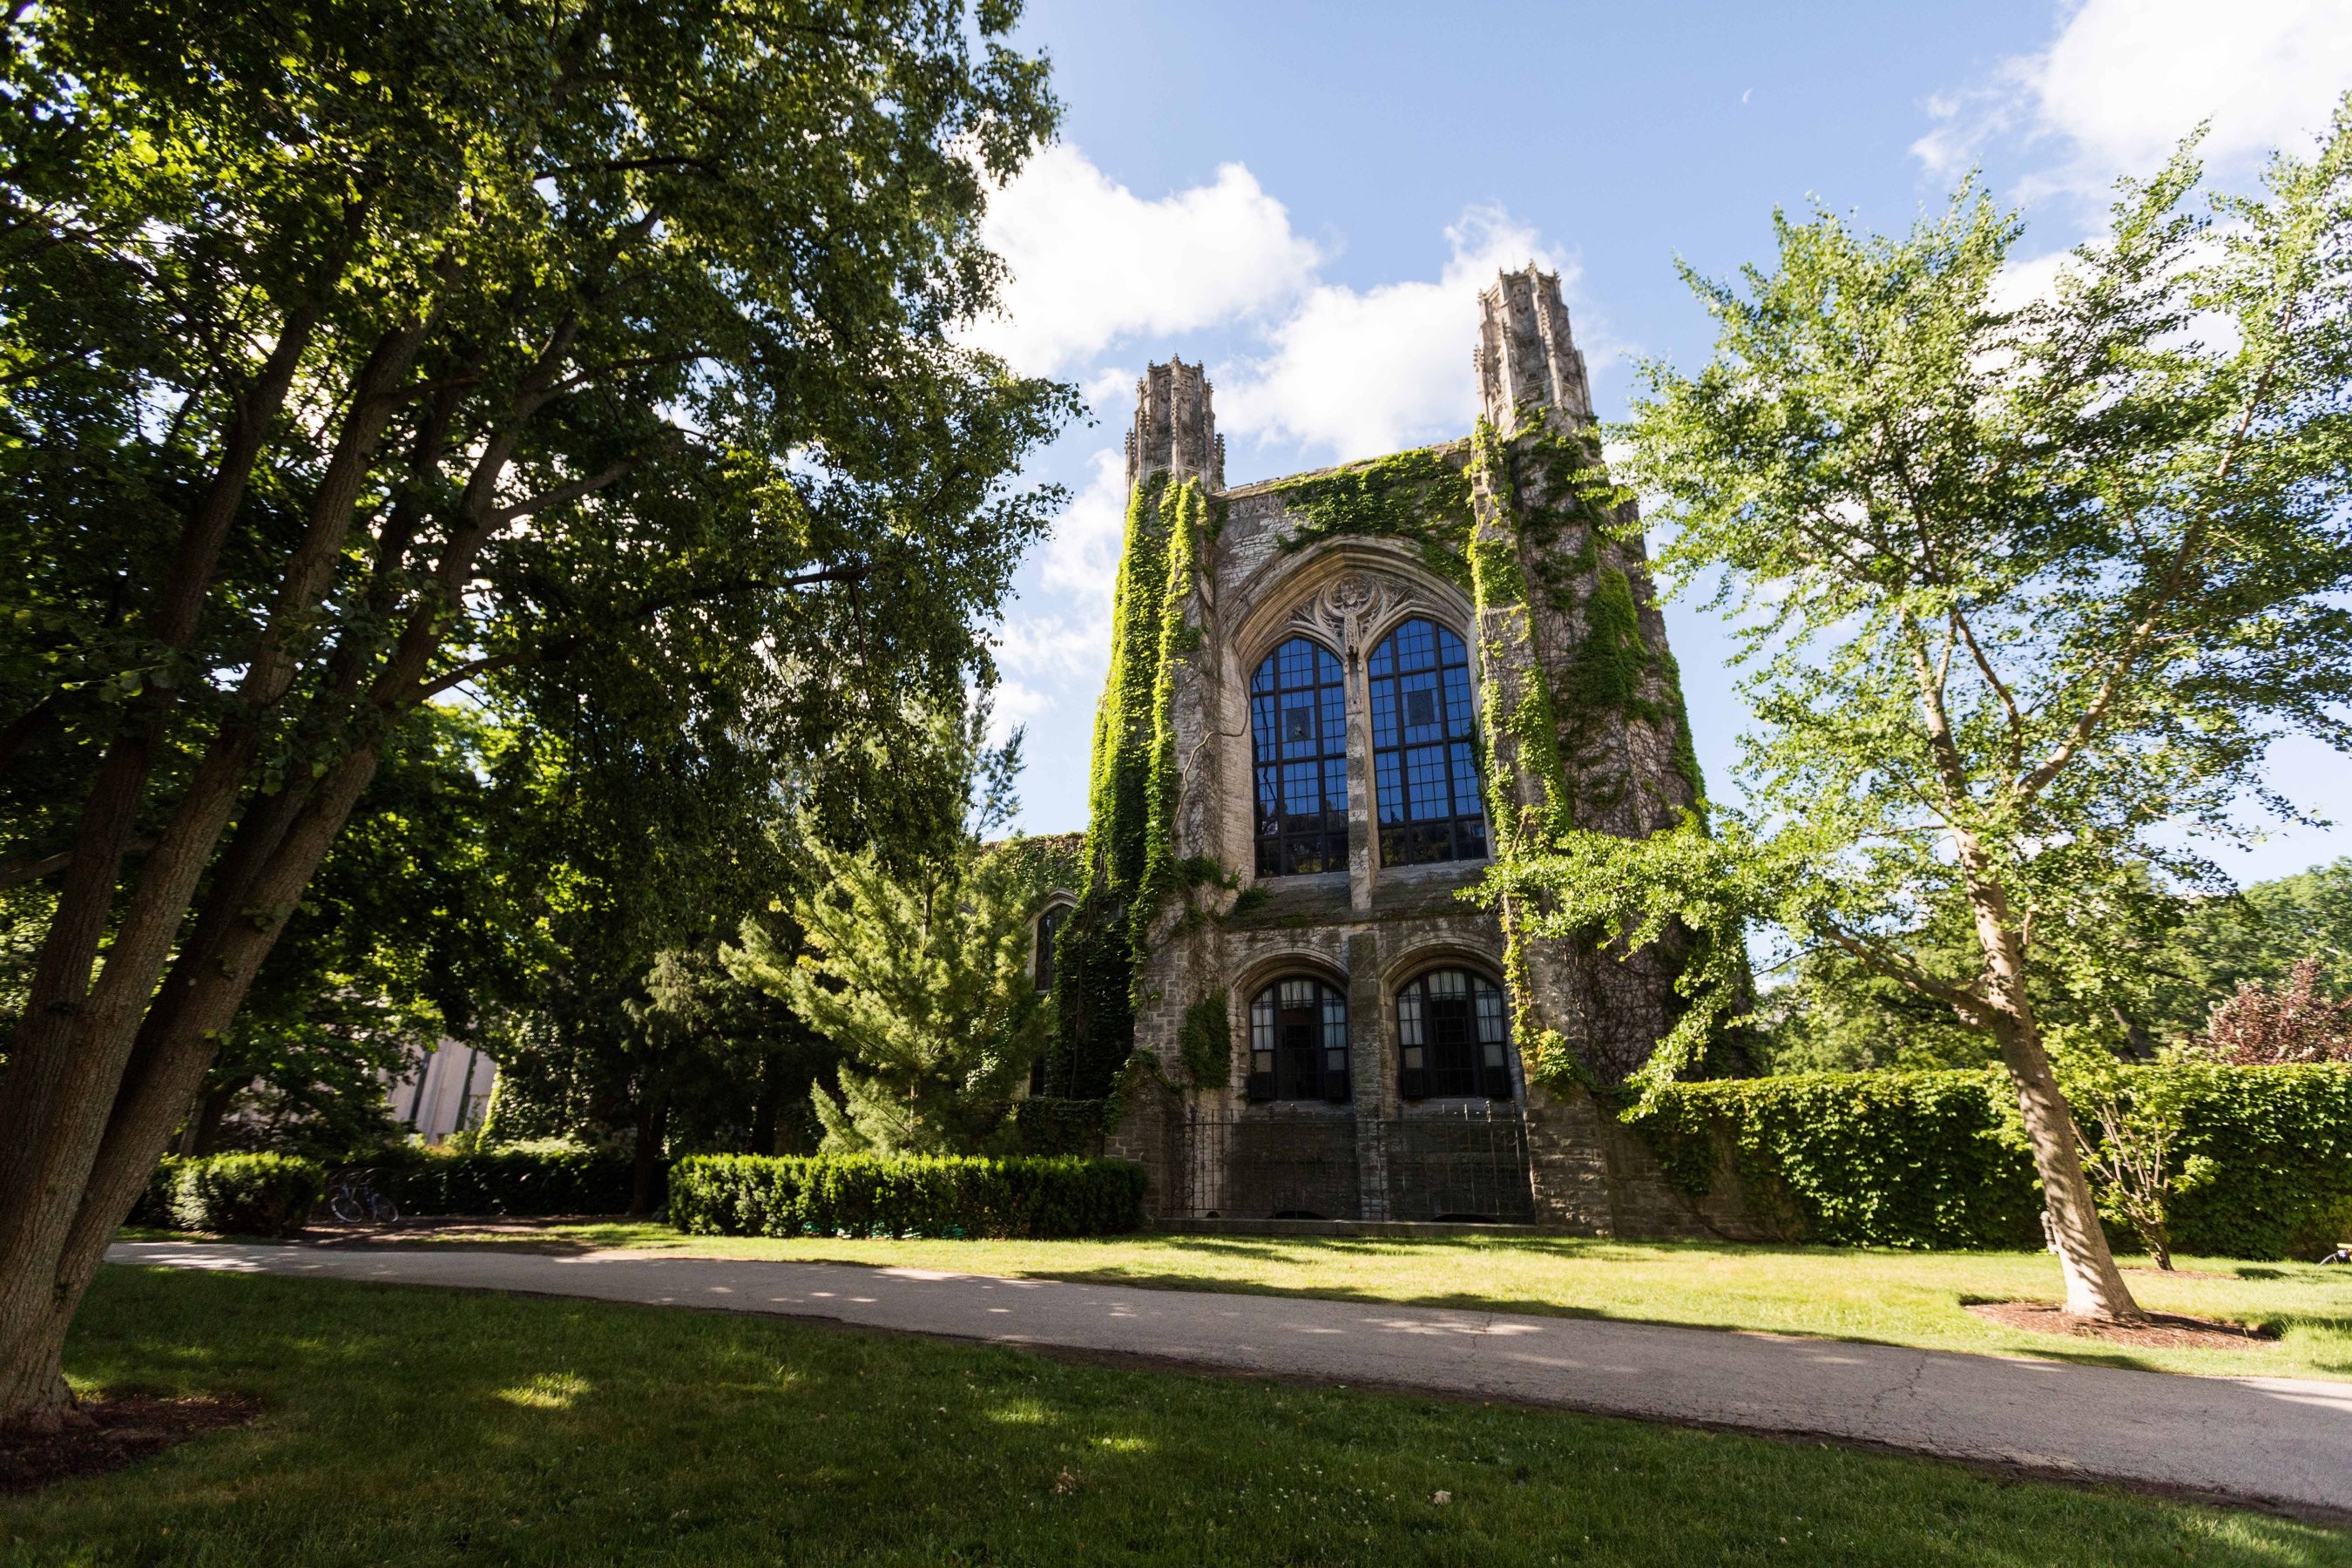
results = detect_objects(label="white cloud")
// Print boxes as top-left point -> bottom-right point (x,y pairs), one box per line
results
1217,206 -> 1585,465
965,145 -> 1323,376
1037,448 -> 1131,610
1916,0 -> 2352,190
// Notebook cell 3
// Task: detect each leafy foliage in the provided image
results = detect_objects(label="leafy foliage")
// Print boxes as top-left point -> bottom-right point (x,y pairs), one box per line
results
1272,446 -> 1476,590
0,0 -> 1075,1412
143,1154 -> 325,1238
1758,858 -> 2352,1071
1493,114 -> 2352,1315
2202,956 -> 2352,1063
371,1145 -> 642,1218
667,1152 -> 1147,1239
1628,1064 -> 2352,1259
740,835 -> 1055,1155
2048,1040 -> 2220,1270
1048,473 -> 1212,1098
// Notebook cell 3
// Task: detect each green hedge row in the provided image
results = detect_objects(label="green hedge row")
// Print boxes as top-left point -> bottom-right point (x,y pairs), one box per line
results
669,1153 -> 1147,1239
139,1153 -> 324,1237
363,1147 -> 646,1216
1626,1064 -> 2352,1258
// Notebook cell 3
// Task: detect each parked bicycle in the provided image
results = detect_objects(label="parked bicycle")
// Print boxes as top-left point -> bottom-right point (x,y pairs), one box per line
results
327,1168 -> 400,1226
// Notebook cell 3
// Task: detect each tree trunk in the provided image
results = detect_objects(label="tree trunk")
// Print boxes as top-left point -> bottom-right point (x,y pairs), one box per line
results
1963,878 -> 2142,1321
179,1078 -> 249,1156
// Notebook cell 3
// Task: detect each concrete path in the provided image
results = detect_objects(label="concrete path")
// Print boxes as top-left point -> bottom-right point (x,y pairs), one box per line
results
108,1240 -> 2352,1517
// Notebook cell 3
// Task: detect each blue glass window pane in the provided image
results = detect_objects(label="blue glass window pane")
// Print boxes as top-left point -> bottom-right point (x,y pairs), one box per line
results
1368,616 -> 1485,864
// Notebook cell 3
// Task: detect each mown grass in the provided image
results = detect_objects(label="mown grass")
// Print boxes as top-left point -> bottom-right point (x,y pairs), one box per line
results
322,1221 -> 2352,1383
4,1264 -> 2345,1565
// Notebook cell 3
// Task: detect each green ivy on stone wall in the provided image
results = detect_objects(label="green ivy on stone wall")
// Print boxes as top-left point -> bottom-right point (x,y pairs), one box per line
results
1049,473 -> 1220,1099
1178,996 -> 1233,1090
1271,446 -> 1476,590
1464,411 -> 1729,1090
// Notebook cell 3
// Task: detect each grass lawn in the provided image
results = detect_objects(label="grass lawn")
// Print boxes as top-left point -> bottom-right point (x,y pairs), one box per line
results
324,1221 -> 2352,1383
3,1264 -> 2345,1565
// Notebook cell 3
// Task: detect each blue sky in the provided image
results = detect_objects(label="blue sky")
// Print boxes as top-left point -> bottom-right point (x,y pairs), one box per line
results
969,0 -> 2352,885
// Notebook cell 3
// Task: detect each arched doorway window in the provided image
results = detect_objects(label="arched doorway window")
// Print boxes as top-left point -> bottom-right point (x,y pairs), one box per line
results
1251,637 -> 1348,876
1029,902 -> 1072,1094
1032,902 -> 1069,993
1368,618 -> 1486,865
1396,969 -> 1512,1100
1246,976 -> 1349,1103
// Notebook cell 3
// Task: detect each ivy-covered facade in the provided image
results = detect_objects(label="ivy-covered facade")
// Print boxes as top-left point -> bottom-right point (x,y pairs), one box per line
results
1054,270 -> 1721,1232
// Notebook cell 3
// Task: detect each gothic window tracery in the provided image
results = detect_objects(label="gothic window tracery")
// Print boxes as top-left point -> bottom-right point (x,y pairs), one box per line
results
1369,618 -> 1487,865
1250,636 -> 1348,876
1246,976 -> 1350,1102
1396,968 -> 1513,1100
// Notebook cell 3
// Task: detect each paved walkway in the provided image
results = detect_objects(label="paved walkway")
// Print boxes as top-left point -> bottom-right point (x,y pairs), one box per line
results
108,1240 -> 2352,1516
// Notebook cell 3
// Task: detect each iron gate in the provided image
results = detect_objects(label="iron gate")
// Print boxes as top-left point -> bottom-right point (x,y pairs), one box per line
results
1174,1104 -> 1533,1223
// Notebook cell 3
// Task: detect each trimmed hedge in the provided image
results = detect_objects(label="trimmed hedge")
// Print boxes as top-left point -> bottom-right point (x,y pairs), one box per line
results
142,1153 -> 324,1237
1626,1064 -> 2352,1259
364,1147 -> 646,1216
670,1153 -> 1147,1239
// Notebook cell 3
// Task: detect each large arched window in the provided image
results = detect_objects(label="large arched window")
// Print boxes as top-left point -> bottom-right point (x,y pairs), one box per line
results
1396,969 -> 1512,1100
1369,618 -> 1487,865
1247,977 -> 1350,1103
1032,902 -> 1070,993
1251,637 -> 1348,876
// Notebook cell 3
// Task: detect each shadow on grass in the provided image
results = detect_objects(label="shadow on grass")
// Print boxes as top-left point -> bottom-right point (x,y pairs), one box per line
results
22,1262 -> 2347,1563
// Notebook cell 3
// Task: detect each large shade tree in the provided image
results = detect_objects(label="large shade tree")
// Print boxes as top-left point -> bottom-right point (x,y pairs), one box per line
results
0,0 -> 1071,1423
1490,114 -> 2352,1321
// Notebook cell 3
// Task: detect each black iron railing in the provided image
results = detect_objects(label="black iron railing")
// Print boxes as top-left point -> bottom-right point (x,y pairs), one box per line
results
1174,1103 -> 1533,1223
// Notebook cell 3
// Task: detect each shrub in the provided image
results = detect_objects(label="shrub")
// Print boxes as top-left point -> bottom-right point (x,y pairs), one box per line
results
1625,1064 -> 2352,1259
144,1153 -> 326,1237
1626,1071 -> 2041,1250
669,1153 -> 1146,1239
363,1146 -> 645,1216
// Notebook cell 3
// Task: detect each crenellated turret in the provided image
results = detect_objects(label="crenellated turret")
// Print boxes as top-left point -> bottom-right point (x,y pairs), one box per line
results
1124,359 -> 1224,494
1474,265 -> 1593,435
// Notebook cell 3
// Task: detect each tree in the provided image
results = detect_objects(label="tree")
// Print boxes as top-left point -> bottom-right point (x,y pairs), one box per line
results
2048,1035 -> 2220,1273
1491,113 -> 2352,1321
738,835 -> 1055,1154
1757,856 -> 2352,1068
0,0 -> 1071,1424
733,729 -> 1060,1154
184,702 -> 531,1159
2203,956 -> 2352,1064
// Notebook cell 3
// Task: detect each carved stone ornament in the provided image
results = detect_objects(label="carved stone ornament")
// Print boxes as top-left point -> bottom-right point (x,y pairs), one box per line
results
1289,572 -> 1405,659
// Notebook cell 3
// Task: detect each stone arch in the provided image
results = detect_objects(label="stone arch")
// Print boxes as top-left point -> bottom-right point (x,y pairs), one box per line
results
1227,538 -> 1474,674
1218,542 -> 1481,886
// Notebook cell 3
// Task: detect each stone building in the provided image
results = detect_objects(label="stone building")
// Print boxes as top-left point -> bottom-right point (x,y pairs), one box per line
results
1050,266 -> 1727,1234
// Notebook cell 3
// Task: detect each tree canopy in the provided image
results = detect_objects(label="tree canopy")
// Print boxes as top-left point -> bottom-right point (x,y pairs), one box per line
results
0,0 -> 1071,1423
1491,109 -> 2352,1320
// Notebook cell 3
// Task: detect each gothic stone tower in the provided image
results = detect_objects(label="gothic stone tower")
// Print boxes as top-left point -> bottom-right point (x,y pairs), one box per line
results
1069,270 -> 1723,1234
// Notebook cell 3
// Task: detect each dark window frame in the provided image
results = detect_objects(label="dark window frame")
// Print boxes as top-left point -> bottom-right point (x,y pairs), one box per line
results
1368,617 -> 1488,867
1250,636 -> 1350,877
1032,902 -> 1070,994
1245,976 -> 1350,1104
1396,968 -> 1513,1101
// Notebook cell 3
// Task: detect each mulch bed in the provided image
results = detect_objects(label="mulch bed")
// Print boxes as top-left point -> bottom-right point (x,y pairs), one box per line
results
1966,1300 -> 2277,1350
0,1393 -> 255,1493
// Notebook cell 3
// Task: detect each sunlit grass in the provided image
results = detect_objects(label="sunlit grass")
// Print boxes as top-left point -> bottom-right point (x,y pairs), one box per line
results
339,1219 -> 2352,1382
6,1265 -> 2344,1565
